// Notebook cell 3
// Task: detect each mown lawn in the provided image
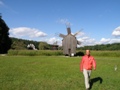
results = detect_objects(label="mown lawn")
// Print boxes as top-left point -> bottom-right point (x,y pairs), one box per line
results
0,56 -> 120,90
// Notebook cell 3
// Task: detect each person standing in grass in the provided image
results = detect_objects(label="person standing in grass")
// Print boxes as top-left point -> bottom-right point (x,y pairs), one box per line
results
80,50 -> 96,90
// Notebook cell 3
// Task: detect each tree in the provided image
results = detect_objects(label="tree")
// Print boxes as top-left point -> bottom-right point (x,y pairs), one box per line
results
11,41 -> 26,50
0,14 -> 12,54
39,42 -> 49,50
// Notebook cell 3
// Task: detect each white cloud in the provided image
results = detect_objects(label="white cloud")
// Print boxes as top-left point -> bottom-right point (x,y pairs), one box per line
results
77,36 -> 96,47
76,26 -> 120,47
58,19 -> 68,24
9,27 -> 47,39
96,38 -> 120,45
78,37 -> 120,47
112,26 -> 120,37
0,1 -> 4,6
75,31 -> 85,37
47,37 -> 57,44
46,37 -> 62,46
109,38 -> 120,43
57,18 -> 72,26
99,38 -> 111,44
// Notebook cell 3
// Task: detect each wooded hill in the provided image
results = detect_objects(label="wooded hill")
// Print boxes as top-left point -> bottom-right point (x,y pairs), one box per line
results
10,37 -> 39,50
10,37 -> 60,50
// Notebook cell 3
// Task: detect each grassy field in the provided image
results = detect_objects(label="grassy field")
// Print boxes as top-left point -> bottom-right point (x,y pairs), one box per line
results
0,55 -> 120,90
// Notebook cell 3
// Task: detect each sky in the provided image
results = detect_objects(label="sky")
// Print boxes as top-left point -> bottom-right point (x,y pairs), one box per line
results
1,0 -> 120,47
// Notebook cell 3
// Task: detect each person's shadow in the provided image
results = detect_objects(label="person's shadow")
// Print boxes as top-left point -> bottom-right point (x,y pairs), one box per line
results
89,77 -> 103,89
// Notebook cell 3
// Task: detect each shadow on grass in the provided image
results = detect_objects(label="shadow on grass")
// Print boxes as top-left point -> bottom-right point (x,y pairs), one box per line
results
90,77 -> 103,90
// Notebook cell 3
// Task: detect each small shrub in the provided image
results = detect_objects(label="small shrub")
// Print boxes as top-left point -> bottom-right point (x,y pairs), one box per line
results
8,50 -> 19,55
76,51 -> 84,56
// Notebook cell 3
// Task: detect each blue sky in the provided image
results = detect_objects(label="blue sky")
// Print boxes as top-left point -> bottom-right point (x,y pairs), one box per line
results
1,0 -> 120,47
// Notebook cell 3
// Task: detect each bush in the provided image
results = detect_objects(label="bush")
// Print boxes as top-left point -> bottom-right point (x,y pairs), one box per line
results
8,50 -> 63,56
76,51 -> 84,56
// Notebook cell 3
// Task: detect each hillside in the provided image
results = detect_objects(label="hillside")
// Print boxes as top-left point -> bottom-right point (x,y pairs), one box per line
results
10,37 -> 40,50
10,37 -> 59,50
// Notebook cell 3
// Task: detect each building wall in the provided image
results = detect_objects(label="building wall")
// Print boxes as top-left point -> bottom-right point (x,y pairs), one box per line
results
62,34 -> 77,55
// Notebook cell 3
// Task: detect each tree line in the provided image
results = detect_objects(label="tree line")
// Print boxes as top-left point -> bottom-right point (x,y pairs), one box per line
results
77,43 -> 120,51
10,37 -> 59,50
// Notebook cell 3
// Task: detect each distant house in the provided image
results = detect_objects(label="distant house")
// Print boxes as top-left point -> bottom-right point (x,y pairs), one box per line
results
51,45 -> 59,50
27,44 -> 37,50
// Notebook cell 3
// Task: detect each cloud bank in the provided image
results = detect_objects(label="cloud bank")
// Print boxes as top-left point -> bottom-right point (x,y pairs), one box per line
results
9,27 -> 47,39
112,26 -> 120,37
77,26 -> 120,47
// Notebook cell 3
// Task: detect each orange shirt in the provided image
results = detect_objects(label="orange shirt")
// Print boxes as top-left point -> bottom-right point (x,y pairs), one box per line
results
80,55 -> 96,71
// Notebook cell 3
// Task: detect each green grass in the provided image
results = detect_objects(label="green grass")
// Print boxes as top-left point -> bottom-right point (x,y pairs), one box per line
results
0,56 -> 120,90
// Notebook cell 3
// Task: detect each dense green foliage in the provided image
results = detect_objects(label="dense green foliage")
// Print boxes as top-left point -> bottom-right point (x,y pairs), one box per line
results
7,50 -> 120,57
10,37 -> 39,50
0,16 -> 12,54
78,43 -> 120,50
8,50 -> 63,56
39,42 -> 50,50
0,56 -> 120,90
10,37 -> 59,50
